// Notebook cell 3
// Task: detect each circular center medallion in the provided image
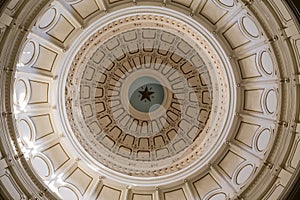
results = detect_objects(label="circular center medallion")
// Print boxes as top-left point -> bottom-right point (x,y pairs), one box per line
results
129,76 -> 164,113
67,27 -> 215,176
62,10 -> 233,180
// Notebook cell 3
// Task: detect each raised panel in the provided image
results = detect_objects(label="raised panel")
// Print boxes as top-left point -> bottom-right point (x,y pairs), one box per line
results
28,80 -> 49,104
235,122 -> 260,147
171,0 -> 193,8
269,0 -> 292,22
71,0 -> 100,19
42,143 -> 70,171
82,104 -> 93,118
65,168 -> 93,195
223,23 -> 249,49
30,114 -> 54,140
263,185 -> 284,200
238,54 -> 261,79
164,188 -> 187,200
193,173 -> 221,198
132,193 -> 153,200
33,45 -> 57,72
108,0 -> 131,4
200,1 -> 227,24
0,175 -> 22,199
47,15 -> 75,42
218,151 -> 245,178
244,89 -> 263,113
96,185 -> 121,200
291,139 -> 300,168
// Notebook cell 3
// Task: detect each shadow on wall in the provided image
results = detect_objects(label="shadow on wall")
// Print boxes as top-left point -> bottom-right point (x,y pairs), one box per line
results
287,0 -> 300,19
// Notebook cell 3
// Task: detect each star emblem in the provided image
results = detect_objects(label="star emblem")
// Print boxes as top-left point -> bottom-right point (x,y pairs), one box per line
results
138,86 -> 154,102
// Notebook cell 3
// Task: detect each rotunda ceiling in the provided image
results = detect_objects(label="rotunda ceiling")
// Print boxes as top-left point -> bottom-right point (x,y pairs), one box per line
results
66,27 -> 215,176
0,0 -> 300,200
62,15 -> 228,181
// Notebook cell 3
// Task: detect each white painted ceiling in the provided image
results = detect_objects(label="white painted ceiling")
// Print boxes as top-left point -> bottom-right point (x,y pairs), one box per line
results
1,0 -> 300,199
